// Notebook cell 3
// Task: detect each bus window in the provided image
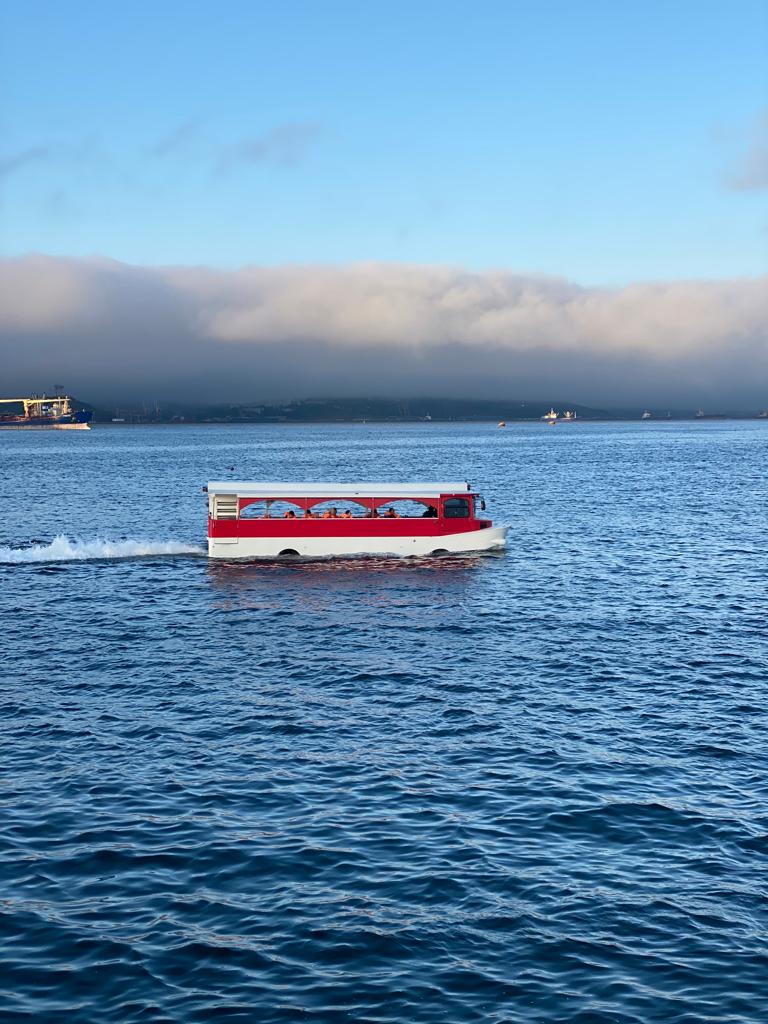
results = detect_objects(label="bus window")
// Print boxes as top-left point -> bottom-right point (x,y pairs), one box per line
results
443,497 -> 470,518
311,500 -> 368,518
378,500 -> 432,518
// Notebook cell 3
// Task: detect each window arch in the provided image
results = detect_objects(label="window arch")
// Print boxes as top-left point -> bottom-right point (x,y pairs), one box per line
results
309,500 -> 369,519
240,499 -> 305,519
373,499 -> 436,518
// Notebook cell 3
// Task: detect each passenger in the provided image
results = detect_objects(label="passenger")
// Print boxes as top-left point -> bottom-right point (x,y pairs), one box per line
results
283,509 -> 296,519
384,507 -> 400,518
422,505 -> 438,518
305,508 -> 315,519
340,509 -> 353,519
322,507 -> 338,519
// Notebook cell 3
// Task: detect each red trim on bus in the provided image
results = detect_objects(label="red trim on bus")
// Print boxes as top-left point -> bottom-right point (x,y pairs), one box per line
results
209,518 -> 487,539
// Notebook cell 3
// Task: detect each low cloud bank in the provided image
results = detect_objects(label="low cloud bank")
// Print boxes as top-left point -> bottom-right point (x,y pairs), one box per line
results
1,255 -> 765,409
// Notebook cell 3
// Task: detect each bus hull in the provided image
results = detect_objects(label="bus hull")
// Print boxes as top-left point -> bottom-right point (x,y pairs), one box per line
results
0,420 -> 91,430
208,525 -> 507,560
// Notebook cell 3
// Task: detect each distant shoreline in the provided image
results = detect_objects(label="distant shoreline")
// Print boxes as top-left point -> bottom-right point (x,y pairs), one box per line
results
92,416 -> 768,426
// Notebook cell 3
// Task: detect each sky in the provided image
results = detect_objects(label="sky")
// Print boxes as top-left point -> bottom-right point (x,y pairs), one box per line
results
1,0 -> 766,407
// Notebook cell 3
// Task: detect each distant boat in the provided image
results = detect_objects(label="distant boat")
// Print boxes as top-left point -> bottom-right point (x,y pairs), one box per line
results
561,410 -> 576,421
695,409 -> 705,418
758,411 -> 768,419
541,408 -> 558,422
497,421 -> 506,428
111,417 -> 126,423
641,410 -> 652,420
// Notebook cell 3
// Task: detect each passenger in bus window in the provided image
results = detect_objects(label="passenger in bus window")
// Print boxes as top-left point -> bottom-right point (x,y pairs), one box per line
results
422,505 -> 438,517
383,507 -> 400,518
341,509 -> 353,519
283,509 -> 296,519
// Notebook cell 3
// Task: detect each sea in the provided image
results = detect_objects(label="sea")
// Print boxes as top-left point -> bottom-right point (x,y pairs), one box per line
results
1,420 -> 766,1024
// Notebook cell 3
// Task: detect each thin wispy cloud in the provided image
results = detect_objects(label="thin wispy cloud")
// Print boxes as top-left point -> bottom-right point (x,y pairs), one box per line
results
215,122 -> 322,174
0,136 -> 104,186
724,109 -> 768,191
147,119 -> 203,158
41,189 -> 79,221
0,145 -> 52,180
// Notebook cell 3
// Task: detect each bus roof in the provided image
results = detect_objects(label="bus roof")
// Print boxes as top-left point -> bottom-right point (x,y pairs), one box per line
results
207,481 -> 472,499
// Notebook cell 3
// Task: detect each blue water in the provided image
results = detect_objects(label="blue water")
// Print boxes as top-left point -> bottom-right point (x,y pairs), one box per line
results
1,421 -> 767,1023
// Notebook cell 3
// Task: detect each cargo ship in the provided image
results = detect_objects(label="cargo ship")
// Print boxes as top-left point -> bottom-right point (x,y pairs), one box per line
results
0,394 -> 93,429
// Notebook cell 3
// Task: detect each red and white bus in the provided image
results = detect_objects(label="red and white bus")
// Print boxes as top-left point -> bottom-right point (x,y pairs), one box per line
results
205,481 -> 507,559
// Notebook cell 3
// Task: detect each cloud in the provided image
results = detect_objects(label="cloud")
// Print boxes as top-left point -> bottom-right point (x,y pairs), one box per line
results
0,255 -> 766,409
724,109 -> 768,191
0,136 -> 104,188
215,122 -> 322,174
147,119 -> 202,158
0,145 -> 52,180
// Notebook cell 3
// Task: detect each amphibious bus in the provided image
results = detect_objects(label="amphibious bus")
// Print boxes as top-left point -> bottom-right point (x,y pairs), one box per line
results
205,481 -> 507,559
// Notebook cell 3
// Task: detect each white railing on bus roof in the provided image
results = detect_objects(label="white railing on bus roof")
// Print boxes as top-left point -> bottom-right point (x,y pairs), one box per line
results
207,481 -> 471,498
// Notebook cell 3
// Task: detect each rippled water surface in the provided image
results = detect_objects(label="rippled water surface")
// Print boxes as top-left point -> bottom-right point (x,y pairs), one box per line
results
2,421 -> 767,1023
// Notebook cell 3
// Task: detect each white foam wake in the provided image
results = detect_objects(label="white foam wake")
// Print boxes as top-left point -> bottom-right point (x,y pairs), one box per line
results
0,535 -> 205,564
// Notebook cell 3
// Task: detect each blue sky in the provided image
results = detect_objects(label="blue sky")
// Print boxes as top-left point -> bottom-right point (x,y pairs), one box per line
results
1,0 -> 765,284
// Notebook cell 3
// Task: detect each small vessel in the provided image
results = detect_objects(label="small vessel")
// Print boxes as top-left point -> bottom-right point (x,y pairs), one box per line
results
0,394 -> 92,430
497,421 -> 506,428
561,410 -> 576,421
696,409 -> 705,418
641,410 -> 652,420
542,408 -> 558,422
205,481 -> 508,559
